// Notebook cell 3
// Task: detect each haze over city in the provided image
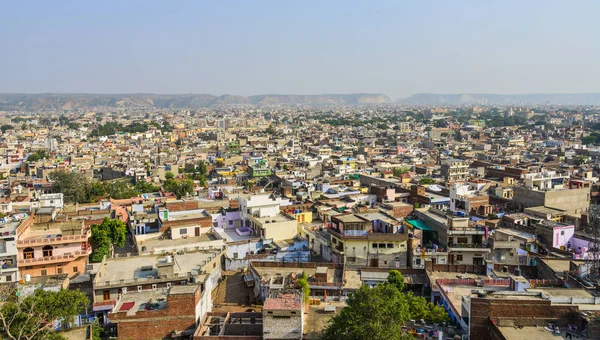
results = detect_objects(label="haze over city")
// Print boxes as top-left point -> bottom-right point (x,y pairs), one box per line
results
2,0 -> 600,98
4,2 -> 600,340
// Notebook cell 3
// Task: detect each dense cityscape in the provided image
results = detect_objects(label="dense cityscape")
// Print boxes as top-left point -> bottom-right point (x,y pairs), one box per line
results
0,97 -> 600,339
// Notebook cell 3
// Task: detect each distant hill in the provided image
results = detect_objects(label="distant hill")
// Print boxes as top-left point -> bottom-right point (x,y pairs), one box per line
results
398,93 -> 600,105
0,93 -> 391,110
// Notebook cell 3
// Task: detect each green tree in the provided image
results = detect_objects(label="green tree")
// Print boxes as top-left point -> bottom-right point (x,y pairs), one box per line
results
296,272 -> 310,303
165,178 -> 194,199
1,125 -> 14,133
90,217 -> 127,262
322,284 -> 413,340
21,123 -> 27,130
165,171 -> 175,180
89,181 -> 107,199
48,171 -> 92,203
392,166 -> 410,177
27,150 -> 48,162
134,180 -> 159,193
323,271 -> 449,340
0,287 -> 89,340
105,179 -> 139,199
265,124 -> 276,135
419,177 -> 435,185
197,160 -> 208,176
387,270 -> 405,291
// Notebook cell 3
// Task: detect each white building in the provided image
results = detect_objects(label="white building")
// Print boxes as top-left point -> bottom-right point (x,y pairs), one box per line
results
0,221 -> 20,283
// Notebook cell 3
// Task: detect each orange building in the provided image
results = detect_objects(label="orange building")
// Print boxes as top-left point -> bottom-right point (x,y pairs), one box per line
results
17,218 -> 90,279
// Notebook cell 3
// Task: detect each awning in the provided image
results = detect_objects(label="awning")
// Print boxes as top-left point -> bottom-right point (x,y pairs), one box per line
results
406,219 -> 433,231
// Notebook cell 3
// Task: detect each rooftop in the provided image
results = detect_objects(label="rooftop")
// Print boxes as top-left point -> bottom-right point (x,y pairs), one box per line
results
497,326 -> 569,340
112,288 -> 168,316
263,293 -> 302,311
138,232 -> 220,251
95,250 -> 221,286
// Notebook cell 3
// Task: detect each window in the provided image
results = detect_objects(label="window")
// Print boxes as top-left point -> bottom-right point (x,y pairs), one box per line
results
103,290 -> 110,300
378,243 -> 385,248
229,220 -> 233,225
57,267 -> 63,274
387,243 -> 394,248
561,230 -> 565,235
42,245 -> 53,257
457,237 -> 468,244
233,253 -> 239,259
73,266 -> 78,273
41,269 -> 47,276
23,247 -> 34,259
384,260 -> 388,265
213,262 -> 216,268
456,255 -> 463,262
180,228 -> 187,235
416,259 -> 422,265
372,243 -> 377,248
5,275 -> 11,282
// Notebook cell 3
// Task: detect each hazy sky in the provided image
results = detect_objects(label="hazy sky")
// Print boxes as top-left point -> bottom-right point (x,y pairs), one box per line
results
1,1 -> 599,99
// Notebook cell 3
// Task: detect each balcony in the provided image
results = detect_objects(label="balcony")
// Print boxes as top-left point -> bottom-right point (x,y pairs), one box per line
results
17,232 -> 90,247
413,247 -> 449,255
18,248 -> 91,266
93,300 -> 116,312
449,243 -> 491,252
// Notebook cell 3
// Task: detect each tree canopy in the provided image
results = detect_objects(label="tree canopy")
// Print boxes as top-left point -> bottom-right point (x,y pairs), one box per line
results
48,171 -> 92,204
322,270 -> 448,340
419,177 -> 435,185
0,287 -> 89,340
27,150 -> 48,162
90,217 -> 127,263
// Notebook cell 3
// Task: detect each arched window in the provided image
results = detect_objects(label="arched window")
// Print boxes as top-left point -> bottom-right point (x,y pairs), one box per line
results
43,245 -> 53,257
23,247 -> 34,259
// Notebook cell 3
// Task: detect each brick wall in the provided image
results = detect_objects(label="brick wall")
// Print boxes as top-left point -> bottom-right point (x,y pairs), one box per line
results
470,297 -> 578,340
112,287 -> 200,340
166,200 -> 200,212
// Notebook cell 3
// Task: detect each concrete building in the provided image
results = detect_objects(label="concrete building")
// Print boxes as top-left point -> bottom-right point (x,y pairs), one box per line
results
513,174 -> 591,214
263,291 -> 304,340
413,208 -> 491,266
92,250 -> 223,324
441,158 -> 470,183
17,218 -> 90,279
110,285 -> 203,340
0,220 -> 21,283
328,213 -> 408,268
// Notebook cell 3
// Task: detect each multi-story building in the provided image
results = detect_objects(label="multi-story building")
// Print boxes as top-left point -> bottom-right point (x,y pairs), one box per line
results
92,250 -> 223,323
0,220 -> 22,283
414,208 -> 491,266
262,291 -> 304,340
513,173 -> 591,213
449,181 -> 493,216
441,158 -> 469,183
328,212 -> 408,268
16,219 -> 90,279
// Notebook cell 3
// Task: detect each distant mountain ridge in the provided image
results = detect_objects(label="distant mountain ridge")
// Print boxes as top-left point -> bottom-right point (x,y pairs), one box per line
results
0,93 -> 391,110
398,93 -> 600,105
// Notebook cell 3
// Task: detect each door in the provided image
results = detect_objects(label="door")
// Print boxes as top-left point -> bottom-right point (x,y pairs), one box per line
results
370,258 -> 379,267
449,254 -> 454,265
195,227 -> 200,237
